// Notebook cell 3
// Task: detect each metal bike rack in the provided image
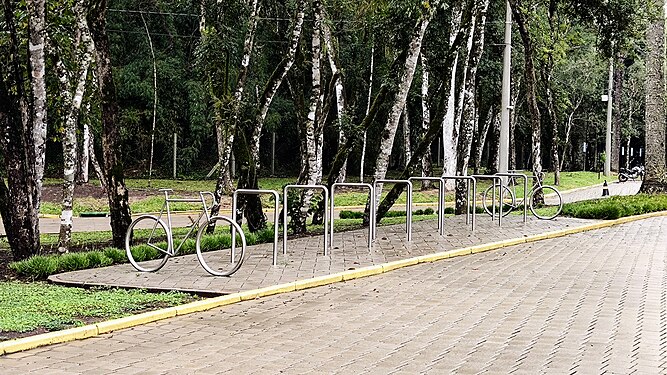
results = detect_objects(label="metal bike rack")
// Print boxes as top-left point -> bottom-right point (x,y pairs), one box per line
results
472,175 -> 504,227
232,189 -> 280,266
495,173 -> 528,223
441,176 -> 477,231
330,183 -> 374,249
372,180 -> 413,241
283,185 -> 330,256
408,177 -> 445,235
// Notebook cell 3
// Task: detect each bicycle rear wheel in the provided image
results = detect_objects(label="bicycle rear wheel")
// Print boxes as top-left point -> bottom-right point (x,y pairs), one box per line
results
482,184 -> 515,218
125,215 -> 171,272
529,185 -> 563,220
196,216 -> 246,276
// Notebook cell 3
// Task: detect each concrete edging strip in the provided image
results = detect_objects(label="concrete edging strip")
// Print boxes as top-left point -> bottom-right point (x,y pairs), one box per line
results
2,210 -> 666,356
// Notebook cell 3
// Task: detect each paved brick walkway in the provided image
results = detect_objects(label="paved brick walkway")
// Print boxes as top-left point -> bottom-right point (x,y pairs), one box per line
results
49,214 -> 594,295
4,216 -> 667,373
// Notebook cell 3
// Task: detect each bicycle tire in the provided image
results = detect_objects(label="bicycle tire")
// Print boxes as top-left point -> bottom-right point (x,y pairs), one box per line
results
529,185 -> 563,220
482,184 -> 515,218
196,216 -> 246,277
125,215 -> 171,272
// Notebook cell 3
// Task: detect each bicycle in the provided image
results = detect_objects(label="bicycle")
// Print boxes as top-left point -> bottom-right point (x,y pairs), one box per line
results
124,189 -> 247,276
482,172 -> 563,220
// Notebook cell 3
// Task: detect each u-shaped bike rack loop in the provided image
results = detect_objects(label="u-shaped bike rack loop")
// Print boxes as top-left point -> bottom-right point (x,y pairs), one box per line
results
372,179 -> 413,241
232,189 -> 280,266
408,177 -> 445,236
330,183 -> 374,249
441,176 -> 477,232
495,173 -> 528,223
472,175 -> 504,227
283,185 -> 330,256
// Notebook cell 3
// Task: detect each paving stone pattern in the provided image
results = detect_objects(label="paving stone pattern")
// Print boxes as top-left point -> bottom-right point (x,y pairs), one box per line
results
4,216 -> 667,374
49,214 -> 595,295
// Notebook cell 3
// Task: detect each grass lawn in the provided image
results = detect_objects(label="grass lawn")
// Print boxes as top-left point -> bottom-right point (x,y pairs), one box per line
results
0,282 -> 195,339
41,171 -> 604,216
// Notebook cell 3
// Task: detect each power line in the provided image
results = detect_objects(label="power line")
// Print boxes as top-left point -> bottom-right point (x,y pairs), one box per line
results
108,8 -> 199,17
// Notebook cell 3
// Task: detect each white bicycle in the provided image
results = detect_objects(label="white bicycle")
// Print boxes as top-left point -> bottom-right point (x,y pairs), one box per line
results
124,189 -> 246,276
482,172 -> 563,220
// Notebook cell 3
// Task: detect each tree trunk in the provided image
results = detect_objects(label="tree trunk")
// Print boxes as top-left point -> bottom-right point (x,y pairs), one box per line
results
360,42 -> 374,183
420,54 -> 433,189
640,0 -> 667,193
236,0 -> 306,232
372,6 -> 434,205
560,99 -> 581,172
212,0 -> 259,213
441,4 -> 464,190
510,0 -> 544,199
474,107 -> 496,174
27,0 -> 47,212
402,104 -> 412,167
88,0 -> 132,248
142,12 -> 158,187
455,0 -> 490,214
292,0 -> 324,234
611,55 -> 624,173
57,3 -> 94,253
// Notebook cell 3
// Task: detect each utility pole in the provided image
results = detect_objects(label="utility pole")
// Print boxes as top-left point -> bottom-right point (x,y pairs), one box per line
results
604,58 -> 614,176
499,1 -> 512,175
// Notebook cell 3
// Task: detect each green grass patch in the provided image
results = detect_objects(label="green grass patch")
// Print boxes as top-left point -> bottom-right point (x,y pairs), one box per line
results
561,194 -> 667,220
0,282 -> 194,335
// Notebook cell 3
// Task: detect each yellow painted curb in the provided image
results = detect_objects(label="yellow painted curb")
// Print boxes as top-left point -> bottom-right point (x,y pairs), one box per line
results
4,210 -> 666,356
340,265 -> 385,281
174,295 -> 241,316
294,274 -> 344,291
382,258 -> 420,272
0,325 -> 98,355
96,307 -> 178,335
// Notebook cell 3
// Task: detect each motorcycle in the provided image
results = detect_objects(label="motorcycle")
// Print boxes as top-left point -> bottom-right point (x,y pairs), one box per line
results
618,165 -> 644,182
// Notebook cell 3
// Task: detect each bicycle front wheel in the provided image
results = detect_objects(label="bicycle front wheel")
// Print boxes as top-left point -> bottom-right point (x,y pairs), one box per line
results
125,215 -> 171,272
196,216 -> 246,276
529,185 -> 563,220
482,184 -> 515,218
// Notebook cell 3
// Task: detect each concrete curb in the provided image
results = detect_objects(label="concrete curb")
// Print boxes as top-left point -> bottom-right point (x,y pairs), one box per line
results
3,210 -> 666,356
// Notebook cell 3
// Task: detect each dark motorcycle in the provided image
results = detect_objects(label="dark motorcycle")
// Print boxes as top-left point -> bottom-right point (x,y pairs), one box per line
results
618,166 -> 644,182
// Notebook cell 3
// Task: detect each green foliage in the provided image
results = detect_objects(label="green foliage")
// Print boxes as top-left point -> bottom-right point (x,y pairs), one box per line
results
0,282 -> 194,335
562,194 -> 667,219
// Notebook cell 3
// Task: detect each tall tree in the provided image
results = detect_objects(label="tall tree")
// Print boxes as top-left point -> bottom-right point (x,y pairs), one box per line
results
56,2 -> 95,253
0,0 -> 42,260
88,0 -> 132,248
640,0 -> 667,193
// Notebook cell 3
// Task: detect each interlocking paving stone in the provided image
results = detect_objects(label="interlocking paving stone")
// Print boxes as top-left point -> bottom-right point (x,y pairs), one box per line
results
49,214 -> 595,294
4,215 -> 667,373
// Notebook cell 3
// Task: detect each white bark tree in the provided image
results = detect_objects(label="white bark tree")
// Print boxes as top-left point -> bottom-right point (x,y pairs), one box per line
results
373,4 -> 436,203
360,42 -> 374,183
56,3 -> 95,253
420,53 -> 433,189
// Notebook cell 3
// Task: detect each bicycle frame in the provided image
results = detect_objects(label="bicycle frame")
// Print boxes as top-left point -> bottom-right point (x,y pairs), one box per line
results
154,189 -> 216,255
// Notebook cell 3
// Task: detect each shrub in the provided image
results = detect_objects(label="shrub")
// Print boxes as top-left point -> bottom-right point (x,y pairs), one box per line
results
561,194 -> 667,220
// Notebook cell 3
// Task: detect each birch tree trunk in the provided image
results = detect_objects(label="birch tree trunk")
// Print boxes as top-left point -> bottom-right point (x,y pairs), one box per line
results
420,54 -> 433,189
27,0 -> 47,212
212,0 -> 259,211
142,12 -> 158,187
322,13 -> 348,183
560,99 -> 581,171
611,56 -> 624,172
441,4 -> 464,189
57,4 -> 94,253
88,0 -> 132,248
235,0 -> 305,232
402,104 -> 412,167
455,0 -> 490,213
360,42 -> 374,183
640,0 -> 667,193
509,0 -> 544,198
473,107 -> 495,174
293,0 -> 324,233
372,6 -> 435,205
